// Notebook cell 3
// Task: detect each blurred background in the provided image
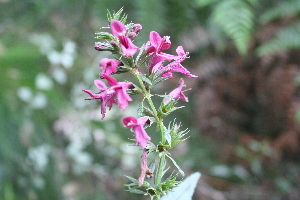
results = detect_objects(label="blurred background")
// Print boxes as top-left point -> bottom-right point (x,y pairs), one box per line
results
1,0 -> 300,199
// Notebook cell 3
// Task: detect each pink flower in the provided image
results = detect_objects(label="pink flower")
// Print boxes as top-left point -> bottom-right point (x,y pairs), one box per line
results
99,58 -> 122,77
152,46 -> 198,78
82,79 -> 116,119
146,32 -> 197,78
147,31 -> 172,55
110,19 -> 139,57
122,116 -> 151,148
83,75 -> 133,119
164,78 -> 189,103
103,74 -> 133,110
147,31 -> 175,72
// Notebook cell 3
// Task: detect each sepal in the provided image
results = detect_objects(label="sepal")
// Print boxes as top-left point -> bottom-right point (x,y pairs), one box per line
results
157,95 -> 184,118
107,7 -> 127,23
95,32 -> 116,40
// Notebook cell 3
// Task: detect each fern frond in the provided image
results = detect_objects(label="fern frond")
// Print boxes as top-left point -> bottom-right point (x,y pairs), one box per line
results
212,0 -> 254,55
256,21 -> 300,56
194,0 -> 220,7
259,0 -> 300,24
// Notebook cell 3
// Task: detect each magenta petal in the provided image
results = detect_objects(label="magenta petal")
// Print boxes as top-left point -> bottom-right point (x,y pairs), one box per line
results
94,79 -> 108,91
122,116 -> 151,148
119,36 -> 139,57
165,63 -> 198,78
133,126 -> 151,148
164,78 -> 189,103
149,31 -> 162,48
82,90 -> 100,98
103,74 -> 118,86
176,46 -> 185,56
137,116 -> 150,126
110,19 -> 126,37
116,88 -> 132,110
122,116 -> 138,127
99,58 -> 120,76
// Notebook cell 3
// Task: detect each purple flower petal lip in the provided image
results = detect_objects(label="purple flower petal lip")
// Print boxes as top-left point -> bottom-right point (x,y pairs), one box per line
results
83,76 -> 133,119
164,78 -> 189,103
122,116 -> 151,148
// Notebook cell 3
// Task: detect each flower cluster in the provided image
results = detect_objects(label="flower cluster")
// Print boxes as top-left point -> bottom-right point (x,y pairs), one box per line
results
83,9 -> 197,199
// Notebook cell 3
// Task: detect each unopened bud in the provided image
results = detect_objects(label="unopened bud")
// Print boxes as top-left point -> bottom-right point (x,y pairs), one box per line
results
94,42 -> 106,51
132,24 -> 142,34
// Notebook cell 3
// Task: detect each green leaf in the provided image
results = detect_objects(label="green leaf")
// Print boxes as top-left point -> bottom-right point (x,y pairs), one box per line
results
148,158 -> 157,176
138,74 -> 153,86
125,175 -> 138,183
165,154 -> 185,177
161,172 -> 201,200
259,0 -> 300,24
107,7 -> 127,23
164,127 -> 172,146
256,21 -> 300,56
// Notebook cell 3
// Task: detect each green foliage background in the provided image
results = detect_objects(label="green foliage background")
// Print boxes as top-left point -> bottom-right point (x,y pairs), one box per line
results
1,0 -> 300,199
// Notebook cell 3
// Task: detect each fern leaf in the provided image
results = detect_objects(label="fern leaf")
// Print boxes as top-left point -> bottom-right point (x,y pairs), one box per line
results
212,0 -> 254,55
259,0 -> 300,24
256,21 -> 300,56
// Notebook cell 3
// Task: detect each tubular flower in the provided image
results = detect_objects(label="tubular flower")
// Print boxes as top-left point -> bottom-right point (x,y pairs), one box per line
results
152,46 -> 198,78
82,75 -> 133,119
147,31 -> 174,72
164,78 -> 189,103
110,19 -> 139,57
102,74 -> 133,111
99,58 -> 122,78
122,116 -> 151,148
82,79 -> 116,119
146,32 -> 197,78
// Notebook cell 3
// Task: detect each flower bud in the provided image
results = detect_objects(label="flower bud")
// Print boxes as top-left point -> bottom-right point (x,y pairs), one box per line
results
132,24 -> 142,34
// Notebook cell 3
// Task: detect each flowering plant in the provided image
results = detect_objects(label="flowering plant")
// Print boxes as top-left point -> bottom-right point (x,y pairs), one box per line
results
83,8 -> 199,200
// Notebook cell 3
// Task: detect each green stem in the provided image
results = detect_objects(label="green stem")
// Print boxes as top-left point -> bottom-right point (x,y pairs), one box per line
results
153,196 -> 160,200
132,68 -> 167,199
155,152 -> 166,187
133,72 -> 166,143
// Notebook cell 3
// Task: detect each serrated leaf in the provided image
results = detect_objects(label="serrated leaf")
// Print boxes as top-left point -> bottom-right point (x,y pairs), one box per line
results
161,172 -> 201,200
138,74 -> 153,86
165,154 -> 185,177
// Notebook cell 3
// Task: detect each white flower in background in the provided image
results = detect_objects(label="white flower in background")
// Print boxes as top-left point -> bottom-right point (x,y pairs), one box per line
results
28,144 -> 51,172
31,92 -> 47,109
35,73 -> 53,90
17,86 -> 33,102
52,68 -> 67,85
